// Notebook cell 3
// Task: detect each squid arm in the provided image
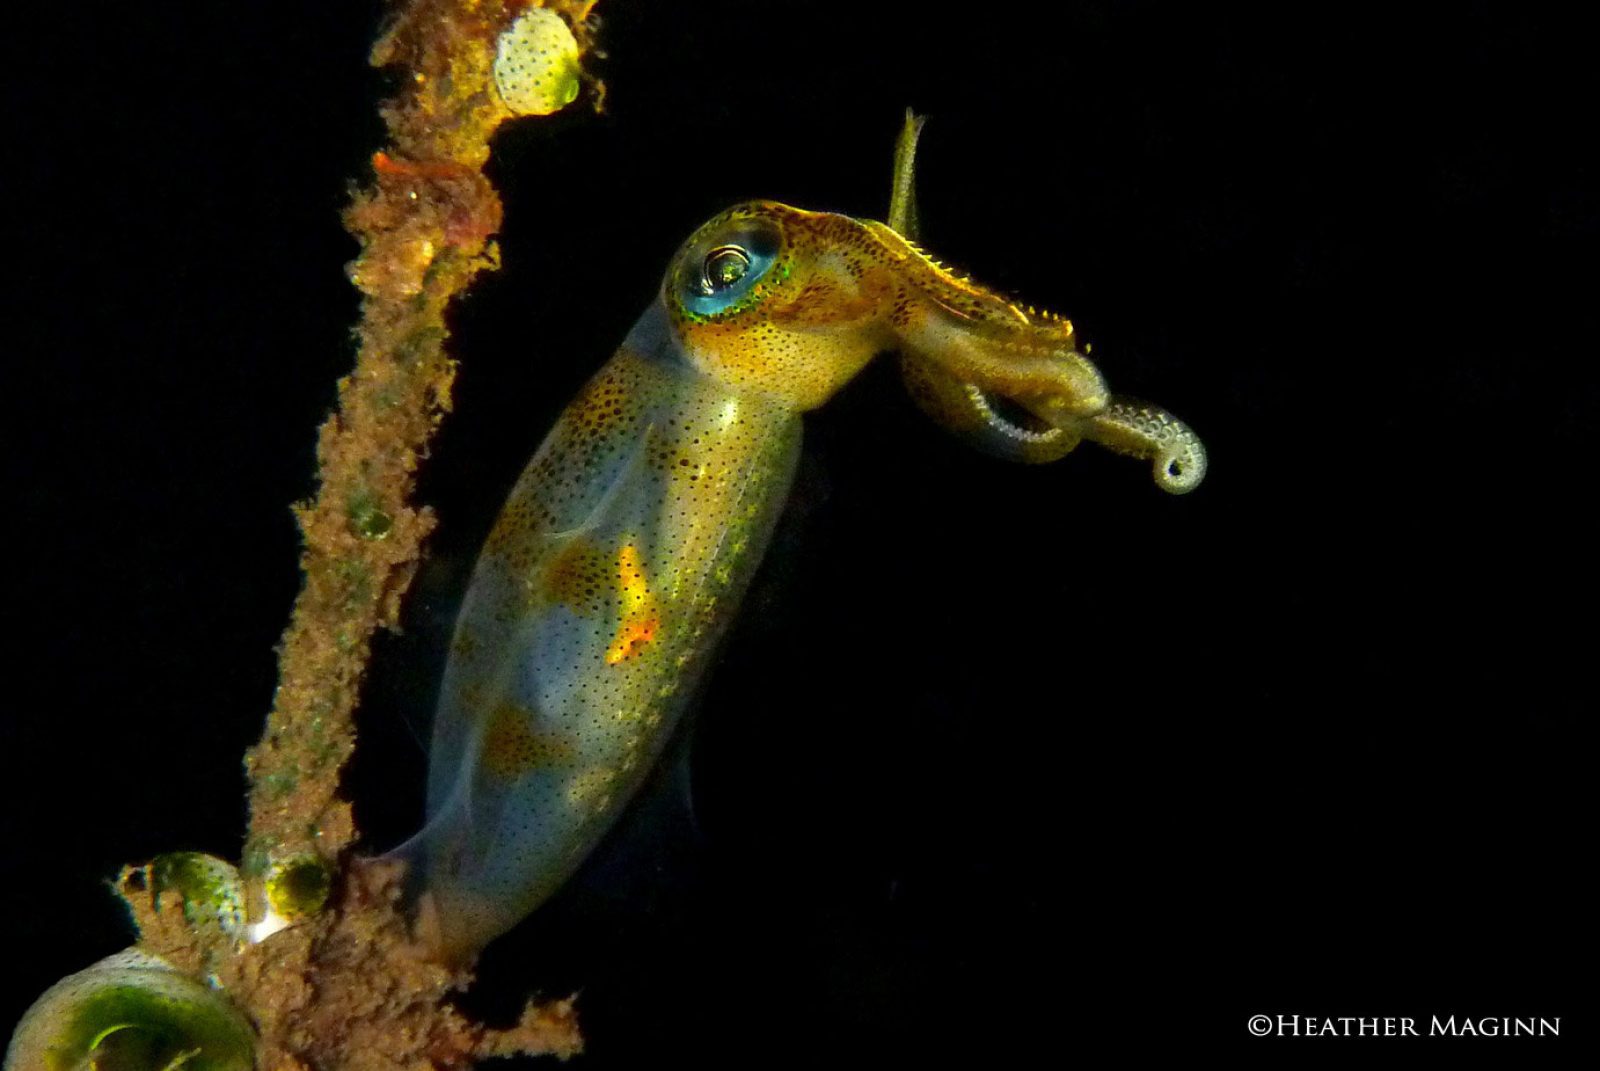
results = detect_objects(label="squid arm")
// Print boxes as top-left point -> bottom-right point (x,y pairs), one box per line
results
889,109 -> 1205,490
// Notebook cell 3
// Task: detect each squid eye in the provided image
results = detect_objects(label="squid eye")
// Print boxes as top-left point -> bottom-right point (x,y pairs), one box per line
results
701,246 -> 751,293
676,218 -> 781,319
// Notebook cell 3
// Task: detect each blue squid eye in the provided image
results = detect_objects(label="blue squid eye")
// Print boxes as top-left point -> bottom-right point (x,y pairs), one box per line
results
678,221 -> 780,319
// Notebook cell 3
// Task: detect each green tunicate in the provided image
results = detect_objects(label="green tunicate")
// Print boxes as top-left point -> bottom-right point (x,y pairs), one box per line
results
354,507 -> 393,540
148,853 -> 244,937
265,857 -> 332,919
347,489 -> 393,540
4,951 -> 254,1071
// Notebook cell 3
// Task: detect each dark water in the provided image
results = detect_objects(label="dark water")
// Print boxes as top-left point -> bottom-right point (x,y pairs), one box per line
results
3,1 -> 1591,1064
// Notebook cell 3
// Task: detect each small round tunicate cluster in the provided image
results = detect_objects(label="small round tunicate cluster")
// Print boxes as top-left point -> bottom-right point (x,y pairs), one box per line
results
492,7 -> 581,116
150,851 -> 246,937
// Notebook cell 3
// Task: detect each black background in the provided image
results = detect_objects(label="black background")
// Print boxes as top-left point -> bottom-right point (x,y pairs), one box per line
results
3,1 -> 1591,1065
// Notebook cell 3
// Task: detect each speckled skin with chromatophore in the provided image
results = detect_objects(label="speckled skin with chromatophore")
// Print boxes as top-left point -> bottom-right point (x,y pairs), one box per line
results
402,199 -> 1205,960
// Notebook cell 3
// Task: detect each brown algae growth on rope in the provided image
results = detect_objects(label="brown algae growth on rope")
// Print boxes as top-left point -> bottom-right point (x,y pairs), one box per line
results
8,3 -> 601,1069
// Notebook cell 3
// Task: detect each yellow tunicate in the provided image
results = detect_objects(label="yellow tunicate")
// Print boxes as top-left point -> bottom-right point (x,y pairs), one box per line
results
492,7 -> 581,116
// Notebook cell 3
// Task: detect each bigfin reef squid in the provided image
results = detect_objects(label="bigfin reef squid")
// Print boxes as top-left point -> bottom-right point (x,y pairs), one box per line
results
397,112 -> 1206,961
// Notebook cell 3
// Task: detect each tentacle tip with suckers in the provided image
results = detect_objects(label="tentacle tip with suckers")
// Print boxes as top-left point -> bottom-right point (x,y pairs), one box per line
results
1082,398 -> 1207,494
1152,435 -> 1207,494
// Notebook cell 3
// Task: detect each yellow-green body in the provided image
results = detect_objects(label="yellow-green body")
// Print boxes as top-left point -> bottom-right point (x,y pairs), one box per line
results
406,192 -> 1205,960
